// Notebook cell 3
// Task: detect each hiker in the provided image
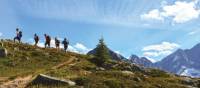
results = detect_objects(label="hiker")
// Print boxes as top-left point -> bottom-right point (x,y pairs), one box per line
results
34,34 -> 39,46
14,28 -> 22,43
44,34 -> 51,48
55,37 -> 60,50
62,38 -> 69,52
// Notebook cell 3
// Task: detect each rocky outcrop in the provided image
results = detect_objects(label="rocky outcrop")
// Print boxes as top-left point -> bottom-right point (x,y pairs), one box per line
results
129,55 -> 153,68
29,74 -> 76,86
0,48 -> 7,57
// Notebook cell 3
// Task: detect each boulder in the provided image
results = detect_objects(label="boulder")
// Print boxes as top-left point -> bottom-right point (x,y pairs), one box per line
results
30,74 -> 76,86
95,67 -> 105,71
122,71 -> 134,75
0,48 -> 7,57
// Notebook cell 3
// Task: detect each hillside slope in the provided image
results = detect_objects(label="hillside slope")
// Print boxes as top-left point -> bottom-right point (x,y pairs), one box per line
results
0,40 -> 199,88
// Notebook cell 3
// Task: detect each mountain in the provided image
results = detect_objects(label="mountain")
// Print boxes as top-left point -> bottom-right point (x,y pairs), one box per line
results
129,54 -> 153,68
156,43 -> 200,78
88,43 -> 200,78
87,48 -> 127,61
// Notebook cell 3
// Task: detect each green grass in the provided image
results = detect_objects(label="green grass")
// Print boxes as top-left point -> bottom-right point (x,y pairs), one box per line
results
0,41 -> 85,78
0,40 -> 199,88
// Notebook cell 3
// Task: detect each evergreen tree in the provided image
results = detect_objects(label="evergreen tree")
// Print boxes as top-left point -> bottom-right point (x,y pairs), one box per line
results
94,38 -> 111,66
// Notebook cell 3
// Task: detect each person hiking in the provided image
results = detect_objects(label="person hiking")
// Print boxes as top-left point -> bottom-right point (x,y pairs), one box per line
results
44,34 -> 51,48
62,38 -> 69,52
55,37 -> 60,50
14,28 -> 22,43
34,34 -> 39,46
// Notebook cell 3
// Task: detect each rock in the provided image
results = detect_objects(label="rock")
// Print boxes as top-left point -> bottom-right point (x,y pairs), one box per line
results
181,77 -> 200,87
26,57 -> 30,60
99,67 -> 105,71
96,67 -> 105,71
143,75 -> 149,79
0,48 -> 7,57
155,84 -> 162,88
35,48 -> 41,51
122,71 -> 134,75
14,48 -> 19,51
134,77 -> 141,82
44,53 -> 50,56
29,74 -> 76,86
0,43 -> 3,47
82,71 -> 92,75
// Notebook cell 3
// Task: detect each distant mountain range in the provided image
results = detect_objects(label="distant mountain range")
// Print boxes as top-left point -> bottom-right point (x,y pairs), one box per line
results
128,55 -> 153,68
155,43 -> 200,78
88,43 -> 200,78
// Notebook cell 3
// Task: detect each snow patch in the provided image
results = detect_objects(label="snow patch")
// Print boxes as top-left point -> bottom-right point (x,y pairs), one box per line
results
172,55 -> 179,62
180,68 -> 200,78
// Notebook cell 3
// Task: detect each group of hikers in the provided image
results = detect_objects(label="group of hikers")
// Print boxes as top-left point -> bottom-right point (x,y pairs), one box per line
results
14,28 -> 69,52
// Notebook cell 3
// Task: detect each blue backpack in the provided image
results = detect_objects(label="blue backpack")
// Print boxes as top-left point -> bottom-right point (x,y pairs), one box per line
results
19,31 -> 22,38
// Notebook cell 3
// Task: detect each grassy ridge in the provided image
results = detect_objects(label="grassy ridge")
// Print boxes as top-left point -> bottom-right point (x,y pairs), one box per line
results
0,40 -> 199,88
0,40 -> 88,78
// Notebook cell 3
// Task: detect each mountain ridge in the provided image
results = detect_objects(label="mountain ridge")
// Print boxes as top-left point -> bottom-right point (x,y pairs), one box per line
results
155,43 -> 200,78
88,43 -> 200,78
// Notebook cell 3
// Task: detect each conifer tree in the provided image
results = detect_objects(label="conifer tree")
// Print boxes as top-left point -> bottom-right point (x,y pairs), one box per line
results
94,38 -> 111,66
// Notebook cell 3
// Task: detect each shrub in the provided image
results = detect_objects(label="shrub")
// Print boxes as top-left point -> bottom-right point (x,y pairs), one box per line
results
104,79 -> 124,88
74,77 -> 91,86
147,69 -> 170,77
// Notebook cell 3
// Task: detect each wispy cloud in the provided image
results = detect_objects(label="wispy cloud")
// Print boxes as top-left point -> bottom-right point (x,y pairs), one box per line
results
188,29 -> 200,35
142,42 -> 180,58
13,0 -> 144,26
141,9 -> 164,21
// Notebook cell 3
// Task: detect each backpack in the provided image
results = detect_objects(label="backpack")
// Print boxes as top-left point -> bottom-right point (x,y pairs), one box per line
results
46,36 -> 51,42
56,39 -> 60,44
62,40 -> 69,45
34,36 -> 39,41
19,31 -> 22,38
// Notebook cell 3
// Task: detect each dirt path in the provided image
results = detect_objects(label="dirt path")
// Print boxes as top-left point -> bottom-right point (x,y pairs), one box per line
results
0,57 -> 76,88
0,75 -> 32,88
52,57 -> 76,69
0,77 -> 9,81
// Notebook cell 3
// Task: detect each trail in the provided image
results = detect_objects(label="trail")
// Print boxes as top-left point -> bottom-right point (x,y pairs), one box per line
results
0,75 -> 32,88
0,77 -> 8,82
52,57 -> 76,69
0,57 -> 77,88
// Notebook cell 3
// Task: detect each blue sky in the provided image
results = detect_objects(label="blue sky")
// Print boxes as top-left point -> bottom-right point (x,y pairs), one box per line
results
0,0 -> 200,62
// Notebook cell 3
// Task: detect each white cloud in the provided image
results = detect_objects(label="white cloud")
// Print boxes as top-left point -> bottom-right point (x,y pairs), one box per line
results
74,43 -> 88,51
68,45 -> 79,53
144,50 -> 172,57
73,43 -> 91,54
144,52 -> 159,57
162,0 -> 200,23
141,0 -> 200,24
143,42 -> 180,52
141,9 -> 164,21
142,42 -> 180,58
